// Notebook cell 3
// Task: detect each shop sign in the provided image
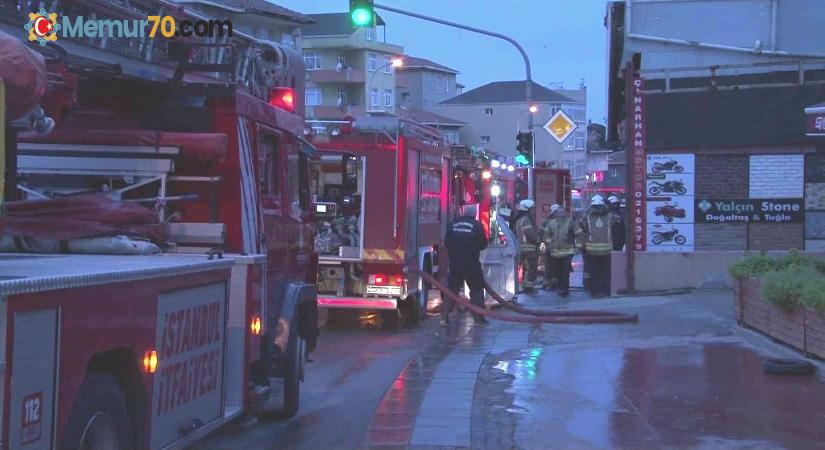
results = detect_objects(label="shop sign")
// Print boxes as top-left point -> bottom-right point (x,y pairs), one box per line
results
695,199 -> 804,223
629,75 -> 647,251
806,112 -> 825,136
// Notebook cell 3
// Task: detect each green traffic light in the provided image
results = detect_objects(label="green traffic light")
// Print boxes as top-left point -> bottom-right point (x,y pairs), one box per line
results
351,8 -> 372,26
515,154 -> 529,165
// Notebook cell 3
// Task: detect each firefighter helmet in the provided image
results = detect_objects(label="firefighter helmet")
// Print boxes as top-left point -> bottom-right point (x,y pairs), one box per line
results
519,199 -> 535,211
590,195 -> 605,206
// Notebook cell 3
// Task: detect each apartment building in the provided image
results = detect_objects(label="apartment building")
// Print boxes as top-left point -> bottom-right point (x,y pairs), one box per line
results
301,13 -> 403,123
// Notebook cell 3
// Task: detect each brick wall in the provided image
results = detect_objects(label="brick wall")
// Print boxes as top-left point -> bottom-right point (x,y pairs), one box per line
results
695,223 -> 747,250
749,154 -> 804,198
749,223 -> 804,251
695,155 -> 748,251
695,155 -> 748,198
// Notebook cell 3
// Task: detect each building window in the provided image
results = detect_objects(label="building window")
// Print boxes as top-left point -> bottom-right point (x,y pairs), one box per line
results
445,129 -> 460,145
336,55 -> 346,70
368,53 -> 377,72
484,108 -> 493,116
370,88 -> 379,107
574,161 -> 585,178
480,136 -> 491,144
611,167 -> 618,177
366,26 -> 374,41
383,56 -> 392,73
436,76 -> 441,91
575,131 -> 586,150
384,89 -> 393,107
281,33 -> 295,49
305,87 -> 322,106
303,52 -> 320,70
336,88 -> 346,107
445,78 -> 450,93
563,104 -> 586,122
402,92 -> 410,106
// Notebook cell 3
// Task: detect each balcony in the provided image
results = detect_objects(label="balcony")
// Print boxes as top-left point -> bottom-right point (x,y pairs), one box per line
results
308,69 -> 366,85
306,105 -> 367,120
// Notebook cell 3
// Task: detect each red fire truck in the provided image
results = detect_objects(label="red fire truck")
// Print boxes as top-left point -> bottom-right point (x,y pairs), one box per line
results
0,2 -> 317,448
307,118 -> 451,326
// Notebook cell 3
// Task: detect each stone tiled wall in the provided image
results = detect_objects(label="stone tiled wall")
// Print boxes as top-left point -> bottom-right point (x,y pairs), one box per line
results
805,183 -> 825,210
805,153 -> 825,182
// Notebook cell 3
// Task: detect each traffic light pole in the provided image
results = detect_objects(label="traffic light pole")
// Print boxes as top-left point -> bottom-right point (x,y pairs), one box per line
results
372,3 -> 536,195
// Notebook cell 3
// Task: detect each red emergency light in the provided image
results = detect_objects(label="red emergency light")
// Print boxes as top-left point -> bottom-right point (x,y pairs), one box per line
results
269,87 -> 295,112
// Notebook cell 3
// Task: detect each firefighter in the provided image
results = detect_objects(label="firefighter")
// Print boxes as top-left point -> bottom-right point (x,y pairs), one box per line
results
443,204 -> 489,325
608,195 -> 626,251
577,195 -> 617,298
542,204 -> 575,297
515,199 -> 540,294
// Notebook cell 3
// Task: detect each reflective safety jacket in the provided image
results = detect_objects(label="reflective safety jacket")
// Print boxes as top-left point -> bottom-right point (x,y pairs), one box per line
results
577,211 -> 615,256
515,214 -> 540,253
543,214 -> 575,257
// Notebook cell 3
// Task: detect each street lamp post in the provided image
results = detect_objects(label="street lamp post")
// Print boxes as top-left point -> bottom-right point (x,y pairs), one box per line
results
368,57 -> 403,111
373,3 -> 535,195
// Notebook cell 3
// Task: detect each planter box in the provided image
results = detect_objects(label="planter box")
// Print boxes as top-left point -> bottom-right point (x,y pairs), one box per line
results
735,278 -> 825,359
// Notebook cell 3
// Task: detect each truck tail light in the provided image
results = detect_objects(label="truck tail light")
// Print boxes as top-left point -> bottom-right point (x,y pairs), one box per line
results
250,316 -> 262,336
269,87 -> 295,112
369,274 -> 387,285
393,275 -> 403,286
143,349 -> 158,374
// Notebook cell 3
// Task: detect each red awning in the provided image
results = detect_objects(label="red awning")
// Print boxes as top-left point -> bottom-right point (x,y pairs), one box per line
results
18,129 -> 228,163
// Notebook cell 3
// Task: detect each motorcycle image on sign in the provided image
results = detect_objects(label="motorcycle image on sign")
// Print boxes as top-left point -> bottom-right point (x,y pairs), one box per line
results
648,180 -> 687,196
651,227 -> 687,245
650,159 -> 685,174
654,203 -> 687,222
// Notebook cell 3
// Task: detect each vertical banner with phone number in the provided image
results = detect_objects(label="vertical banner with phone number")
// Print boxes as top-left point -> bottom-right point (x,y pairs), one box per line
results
630,76 -> 647,251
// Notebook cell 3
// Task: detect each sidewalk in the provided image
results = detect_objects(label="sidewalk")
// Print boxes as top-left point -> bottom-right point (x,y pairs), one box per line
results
363,289 -> 825,450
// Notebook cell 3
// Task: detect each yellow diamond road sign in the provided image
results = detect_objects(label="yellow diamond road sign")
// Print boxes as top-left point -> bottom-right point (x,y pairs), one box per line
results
543,109 -> 578,144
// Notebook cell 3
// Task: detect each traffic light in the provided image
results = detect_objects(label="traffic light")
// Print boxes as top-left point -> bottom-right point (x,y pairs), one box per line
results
515,131 -> 533,166
350,0 -> 374,27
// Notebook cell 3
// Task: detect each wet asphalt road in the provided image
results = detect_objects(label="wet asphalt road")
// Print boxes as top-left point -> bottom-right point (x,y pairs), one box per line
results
190,314 -> 441,450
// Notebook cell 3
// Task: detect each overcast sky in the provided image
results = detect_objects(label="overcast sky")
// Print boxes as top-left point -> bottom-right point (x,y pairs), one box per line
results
277,0 -> 610,124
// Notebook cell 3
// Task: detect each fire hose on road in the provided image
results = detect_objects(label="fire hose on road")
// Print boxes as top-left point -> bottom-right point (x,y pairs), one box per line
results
415,270 -> 639,324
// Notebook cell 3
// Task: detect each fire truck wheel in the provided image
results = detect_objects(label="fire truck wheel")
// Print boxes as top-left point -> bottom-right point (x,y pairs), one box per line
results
62,373 -> 134,450
399,296 -> 421,327
282,327 -> 303,418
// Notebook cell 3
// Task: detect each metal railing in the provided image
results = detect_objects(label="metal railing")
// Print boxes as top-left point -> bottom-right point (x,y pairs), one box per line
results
639,58 -> 825,93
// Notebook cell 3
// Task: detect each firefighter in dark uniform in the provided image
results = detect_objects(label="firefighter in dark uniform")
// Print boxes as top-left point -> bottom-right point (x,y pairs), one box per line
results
443,204 -> 489,325
515,199 -> 540,294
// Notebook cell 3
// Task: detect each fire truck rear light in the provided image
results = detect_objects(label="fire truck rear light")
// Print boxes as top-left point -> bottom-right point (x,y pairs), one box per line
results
250,316 -> 262,336
393,275 -> 403,286
143,350 -> 158,374
269,87 -> 295,112
372,274 -> 386,285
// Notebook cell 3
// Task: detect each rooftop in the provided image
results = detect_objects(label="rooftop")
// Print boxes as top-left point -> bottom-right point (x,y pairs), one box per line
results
439,81 -> 576,105
302,12 -> 386,37
174,0 -> 314,23
398,56 -> 459,74
400,108 -> 465,127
